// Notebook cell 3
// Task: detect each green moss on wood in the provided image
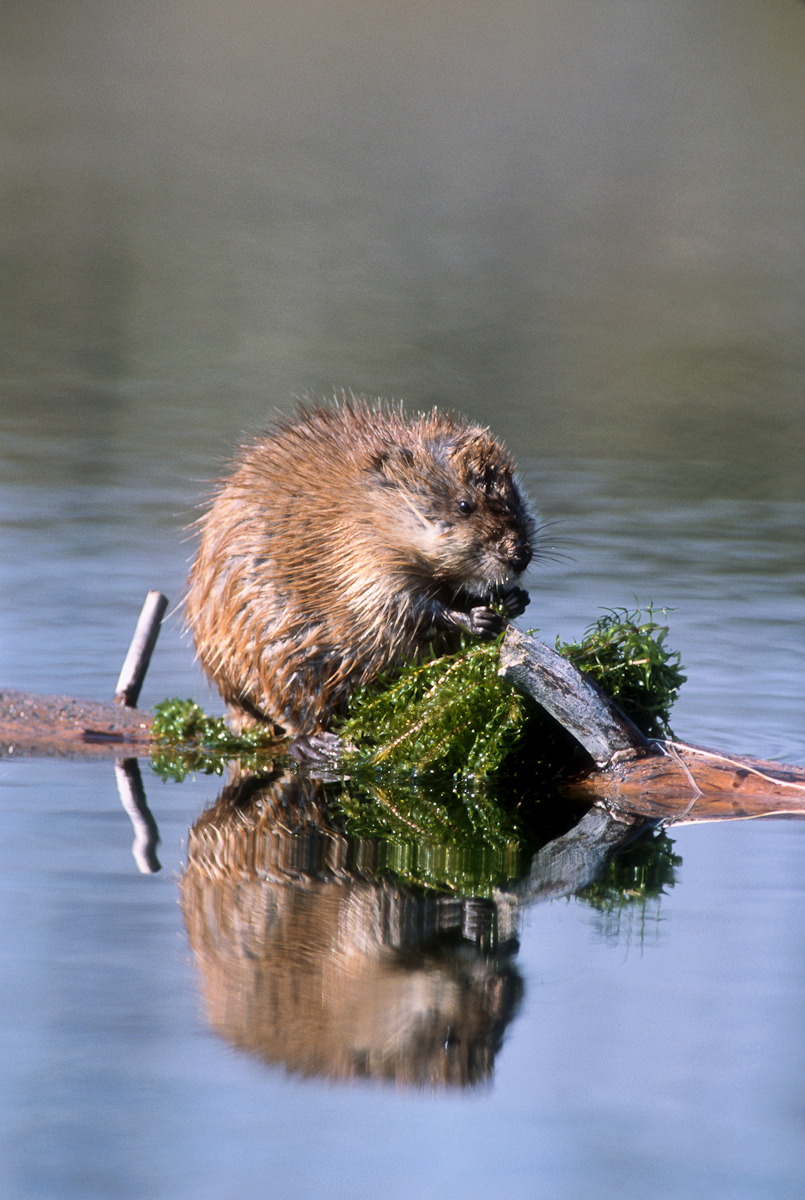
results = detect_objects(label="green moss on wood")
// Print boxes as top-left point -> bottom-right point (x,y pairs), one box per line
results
150,698 -> 278,781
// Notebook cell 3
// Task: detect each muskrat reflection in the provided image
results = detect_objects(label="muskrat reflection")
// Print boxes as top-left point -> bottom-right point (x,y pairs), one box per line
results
180,772 -> 523,1088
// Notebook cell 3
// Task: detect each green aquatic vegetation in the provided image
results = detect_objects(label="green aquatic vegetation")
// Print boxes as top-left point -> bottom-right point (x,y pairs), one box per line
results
557,605 -> 687,739
339,604 -> 685,781
151,605 -> 684,789
150,698 -> 278,782
149,611 -> 685,899
337,635 -> 532,783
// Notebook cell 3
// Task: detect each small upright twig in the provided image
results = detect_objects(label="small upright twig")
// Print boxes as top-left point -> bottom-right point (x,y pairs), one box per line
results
114,591 -> 169,708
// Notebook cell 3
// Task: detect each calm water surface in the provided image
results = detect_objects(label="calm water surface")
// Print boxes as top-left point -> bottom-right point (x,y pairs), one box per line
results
1,0 -> 804,1196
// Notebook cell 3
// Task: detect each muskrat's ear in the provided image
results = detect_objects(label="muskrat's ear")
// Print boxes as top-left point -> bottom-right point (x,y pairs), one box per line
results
370,447 -> 416,485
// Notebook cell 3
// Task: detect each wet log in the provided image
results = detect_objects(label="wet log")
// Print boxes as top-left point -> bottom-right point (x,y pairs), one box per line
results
0,689 -> 153,759
0,590 -> 164,758
499,626 -> 805,823
499,626 -> 651,766
561,741 -> 805,823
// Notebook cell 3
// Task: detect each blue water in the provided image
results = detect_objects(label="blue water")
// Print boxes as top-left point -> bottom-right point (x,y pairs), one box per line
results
1,760 -> 803,1200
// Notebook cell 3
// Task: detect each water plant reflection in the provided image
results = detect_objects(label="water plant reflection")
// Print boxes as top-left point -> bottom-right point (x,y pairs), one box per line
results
574,828 -> 681,948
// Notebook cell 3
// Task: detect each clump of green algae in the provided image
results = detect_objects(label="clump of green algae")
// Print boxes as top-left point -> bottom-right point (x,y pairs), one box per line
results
150,699 -> 278,781
327,605 -> 685,896
336,635 -> 529,783
337,604 -> 686,780
557,605 -> 687,741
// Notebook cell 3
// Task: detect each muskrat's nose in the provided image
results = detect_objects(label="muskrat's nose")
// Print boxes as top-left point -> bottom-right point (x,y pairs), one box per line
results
509,542 -> 532,573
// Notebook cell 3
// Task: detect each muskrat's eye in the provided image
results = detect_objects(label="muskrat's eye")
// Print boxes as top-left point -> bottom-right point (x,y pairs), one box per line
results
458,499 -> 475,517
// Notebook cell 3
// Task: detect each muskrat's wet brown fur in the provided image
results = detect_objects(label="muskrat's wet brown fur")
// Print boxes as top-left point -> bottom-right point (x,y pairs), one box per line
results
186,398 -> 537,736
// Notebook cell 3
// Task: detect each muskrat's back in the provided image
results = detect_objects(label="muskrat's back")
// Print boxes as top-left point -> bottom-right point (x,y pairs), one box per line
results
186,399 -> 537,735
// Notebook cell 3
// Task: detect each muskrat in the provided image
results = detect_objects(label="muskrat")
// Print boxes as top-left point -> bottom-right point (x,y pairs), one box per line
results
186,398 -> 538,741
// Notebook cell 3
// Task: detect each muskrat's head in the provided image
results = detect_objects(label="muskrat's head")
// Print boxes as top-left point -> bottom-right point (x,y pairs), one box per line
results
369,417 -> 537,596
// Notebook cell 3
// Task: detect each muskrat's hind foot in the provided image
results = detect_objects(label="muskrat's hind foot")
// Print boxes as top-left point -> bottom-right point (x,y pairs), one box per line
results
288,730 -> 344,765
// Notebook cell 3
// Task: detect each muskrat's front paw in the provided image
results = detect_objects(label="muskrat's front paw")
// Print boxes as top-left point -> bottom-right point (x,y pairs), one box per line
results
501,585 -> 530,619
466,605 -> 505,637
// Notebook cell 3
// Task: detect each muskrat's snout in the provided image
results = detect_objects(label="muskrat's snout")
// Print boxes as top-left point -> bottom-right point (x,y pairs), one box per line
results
508,539 -> 532,574
495,530 -> 531,575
